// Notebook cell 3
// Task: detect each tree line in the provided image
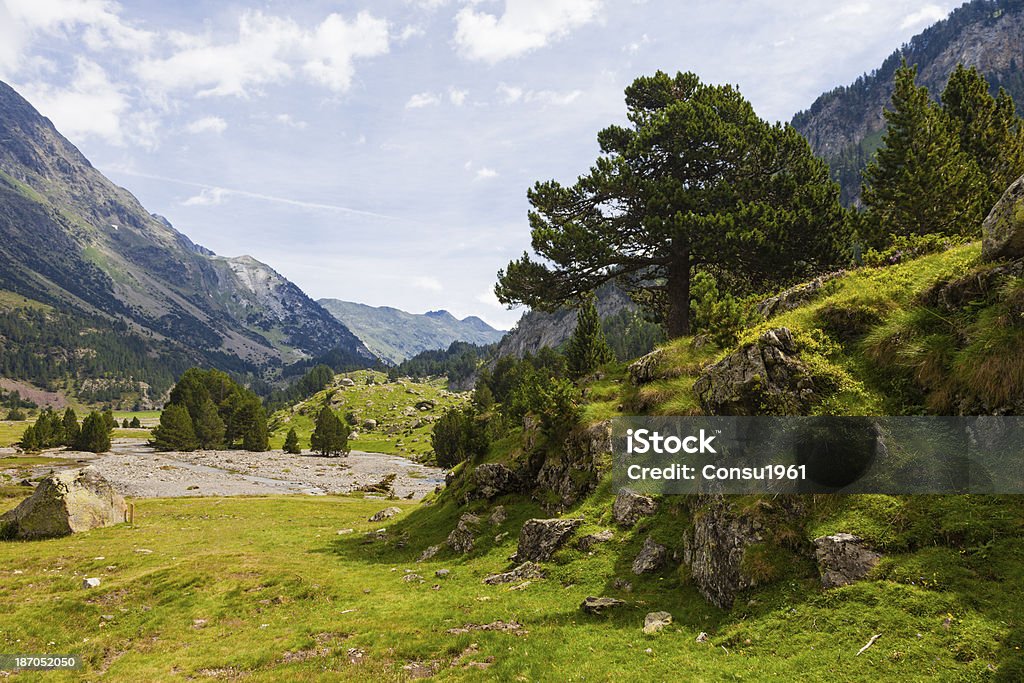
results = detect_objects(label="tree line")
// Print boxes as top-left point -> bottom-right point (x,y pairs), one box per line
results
19,407 -> 115,453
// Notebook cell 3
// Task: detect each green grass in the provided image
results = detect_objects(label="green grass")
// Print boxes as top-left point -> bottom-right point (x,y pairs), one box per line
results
0,492 -> 1019,681
0,422 -> 28,448
268,370 -> 469,461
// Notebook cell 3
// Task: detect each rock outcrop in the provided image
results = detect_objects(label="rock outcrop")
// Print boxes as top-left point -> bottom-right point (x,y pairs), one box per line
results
535,422 -> 610,509
446,513 -> 482,554
643,611 -> 672,634
368,506 -> 401,522
628,349 -> 666,385
612,491 -> 658,528
813,533 -> 882,589
0,467 -> 126,540
513,518 -> 583,562
756,272 -> 845,319
631,537 -> 667,575
577,529 -> 614,552
982,173 -> 1024,261
693,328 -> 817,415
467,464 -> 522,501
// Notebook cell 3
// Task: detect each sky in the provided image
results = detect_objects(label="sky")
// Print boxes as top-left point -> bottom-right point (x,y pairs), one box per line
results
0,0 -> 963,329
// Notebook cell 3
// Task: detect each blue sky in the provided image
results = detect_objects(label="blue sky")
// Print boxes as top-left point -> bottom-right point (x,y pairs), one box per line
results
0,0 -> 961,328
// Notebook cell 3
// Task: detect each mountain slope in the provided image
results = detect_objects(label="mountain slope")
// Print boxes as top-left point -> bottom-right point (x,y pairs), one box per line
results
792,0 -> 1024,204
318,299 -> 505,364
0,80 -> 375,396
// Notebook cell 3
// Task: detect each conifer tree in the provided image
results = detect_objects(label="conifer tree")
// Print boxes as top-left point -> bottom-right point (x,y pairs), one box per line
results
941,64 -> 1024,208
129,416 -> 142,428
122,418 -> 130,428
75,412 -> 111,453
565,297 -> 614,377
18,424 -> 39,452
193,398 -> 226,450
101,409 -> 117,433
152,404 -> 199,451
283,427 -> 301,454
310,406 -> 349,456
862,62 -> 985,244
6,408 -> 25,421
242,409 -> 268,452
62,408 -> 79,447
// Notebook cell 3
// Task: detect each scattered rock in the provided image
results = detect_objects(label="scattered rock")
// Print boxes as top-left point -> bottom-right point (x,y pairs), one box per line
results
813,533 -> 882,589
368,506 -> 402,522
0,467 -> 127,540
695,632 -> 709,643
446,621 -> 528,636
487,505 -> 507,526
82,577 -> 101,589
581,596 -> 626,615
613,578 -> 633,593
339,378 -> 355,387
415,400 -> 435,411
643,611 -> 672,635
401,573 -> 424,583
435,569 -> 450,578
482,561 -> 545,585
693,328 -> 817,415
612,491 -> 658,528
446,513 -> 482,554
982,173 -> 1024,261
403,661 -> 440,679
357,474 -> 397,496
418,544 -> 443,562
632,537 -> 667,575
513,518 -> 583,562
577,529 -> 614,551
336,528 -> 355,535
192,619 -> 208,629
756,272 -> 845,319
361,419 -> 377,431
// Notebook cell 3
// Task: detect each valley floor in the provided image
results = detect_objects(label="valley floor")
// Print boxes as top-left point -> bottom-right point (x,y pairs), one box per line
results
0,440 -> 444,499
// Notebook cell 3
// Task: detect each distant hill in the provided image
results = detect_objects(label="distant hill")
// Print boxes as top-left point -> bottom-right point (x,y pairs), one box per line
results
318,299 -> 505,364
0,79 -> 374,405
792,0 -> 1024,204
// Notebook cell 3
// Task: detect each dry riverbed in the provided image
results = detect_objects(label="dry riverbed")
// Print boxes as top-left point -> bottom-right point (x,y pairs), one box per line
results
1,438 -> 445,499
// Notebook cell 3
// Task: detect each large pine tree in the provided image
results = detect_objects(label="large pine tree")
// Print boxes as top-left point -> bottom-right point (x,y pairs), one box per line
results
61,408 -> 79,448
496,70 -> 848,338
75,412 -> 111,453
193,398 -> 226,450
283,427 -> 301,454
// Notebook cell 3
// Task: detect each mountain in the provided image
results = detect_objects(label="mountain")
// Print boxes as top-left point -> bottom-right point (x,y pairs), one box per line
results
792,0 -> 1024,204
317,299 -> 505,364
493,282 -> 663,363
0,80 -> 374,403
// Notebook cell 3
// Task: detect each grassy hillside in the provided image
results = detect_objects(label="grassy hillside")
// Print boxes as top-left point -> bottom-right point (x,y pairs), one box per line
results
268,370 -> 469,459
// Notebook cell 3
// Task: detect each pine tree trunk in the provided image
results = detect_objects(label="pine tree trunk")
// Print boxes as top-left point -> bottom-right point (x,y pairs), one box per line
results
665,256 -> 691,338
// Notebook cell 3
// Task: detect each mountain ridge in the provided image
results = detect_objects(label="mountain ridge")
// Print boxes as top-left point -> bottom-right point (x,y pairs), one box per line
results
318,299 -> 505,365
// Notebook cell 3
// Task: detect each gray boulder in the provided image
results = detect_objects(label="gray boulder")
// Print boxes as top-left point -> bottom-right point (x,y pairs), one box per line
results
0,467 -> 126,540
631,536 -> 667,575
468,464 -> 522,501
983,173 -> 1024,261
682,497 -> 768,609
361,419 -> 378,431
693,328 -> 817,415
813,533 -> 882,589
612,491 -> 658,528
482,561 -> 545,585
368,506 -> 401,522
581,596 -> 626,615
513,518 -> 583,562
643,611 -> 672,635
628,349 -> 666,385
577,529 -> 614,552
446,513 -> 482,554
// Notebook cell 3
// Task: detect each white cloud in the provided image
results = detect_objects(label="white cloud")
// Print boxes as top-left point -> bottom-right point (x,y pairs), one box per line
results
397,25 -> 425,42
455,0 -> 602,63
412,276 -> 443,291
406,91 -> 441,108
496,82 -> 581,106
17,57 -> 135,146
448,87 -> 468,106
135,10 -> 389,98
185,116 -> 227,134
182,187 -> 229,206
275,113 -> 307,129
475,286 -> 503,308
475,167 -> 499,180
900,5 -> 945,30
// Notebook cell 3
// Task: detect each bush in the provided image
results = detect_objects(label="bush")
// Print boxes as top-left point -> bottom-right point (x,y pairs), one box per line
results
432,406 -> 488,469
5,408 -> 25,421
690,272 -> 760,348
863,233 -> 968,267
